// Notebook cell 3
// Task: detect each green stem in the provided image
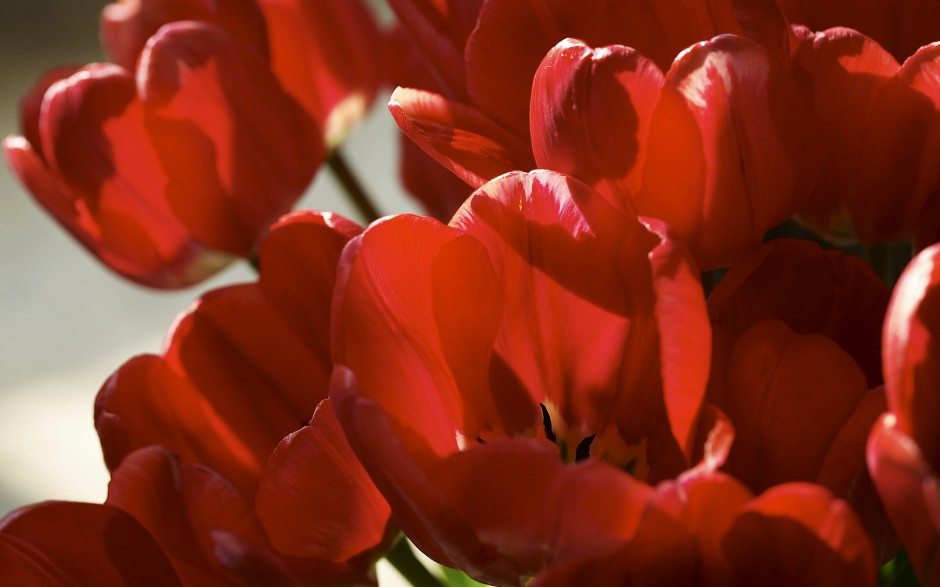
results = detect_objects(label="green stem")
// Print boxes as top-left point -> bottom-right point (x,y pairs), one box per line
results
327,149 -> 382,223
385,538 -> 446,587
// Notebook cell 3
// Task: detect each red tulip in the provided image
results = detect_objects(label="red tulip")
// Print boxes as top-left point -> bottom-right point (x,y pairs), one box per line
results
703,239 -> 891,552
708,238 -> 889,389
94,210 -> 394,575
530,36 -> 819,268
100,0 -> 383,147
389,0 -> 818,268
789,26 -> 940,245
5,21 -> 321,288
103,446 -> 299,585
533,472 -> 878,586
331,170 -> 712,584
777,0 -> 940,63
100,0 -> 271,69
0,445 -> 332,586
0,501 -> 181,586
868,242 -> 940,583
255,0 -> 383,147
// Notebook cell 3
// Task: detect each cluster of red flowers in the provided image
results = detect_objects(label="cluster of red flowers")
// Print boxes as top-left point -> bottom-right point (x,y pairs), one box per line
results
4,0 -> 940,585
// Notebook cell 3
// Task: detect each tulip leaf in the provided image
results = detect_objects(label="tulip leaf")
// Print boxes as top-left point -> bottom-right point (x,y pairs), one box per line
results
880,549 -> 920,587
440,566 -> 490,587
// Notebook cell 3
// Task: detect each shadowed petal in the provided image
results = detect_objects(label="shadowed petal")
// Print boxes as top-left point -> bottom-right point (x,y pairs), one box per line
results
0,502 -> 181,586
256,399 -> 393,563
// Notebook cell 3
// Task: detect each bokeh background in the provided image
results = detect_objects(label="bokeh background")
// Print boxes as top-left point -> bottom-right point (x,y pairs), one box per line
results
0,0 -> 418,515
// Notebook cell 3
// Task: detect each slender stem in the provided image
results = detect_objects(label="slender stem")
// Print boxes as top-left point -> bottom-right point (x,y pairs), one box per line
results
327,149 -> 382,223
385,537 -> 446,587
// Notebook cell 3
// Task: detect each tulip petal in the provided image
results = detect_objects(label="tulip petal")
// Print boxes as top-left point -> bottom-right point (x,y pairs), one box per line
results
95,211 -> 357,497
454,172 -> 704,478
652,471 -> 753,581
644,218 -> 711,460
867,414 -> 940,584
530,39 -> 664,200
385,0 -> 483,98
139,21 -> 321,254
432,439 -> 655,577
330,367 -> 496,579
390,87 -> 533,190
257,0 -> 381,146
776,0 -> 940,62
465,0 -> 745,137
790,28 -> 900,241
105,446 -> 279,585
31,63 -> 229,286
708,238 -> 889,388
18,65 -> 80,156
883,242 -> 940,473
855,42 -> 940,242
100,0 -> 270,70
333,213 -> 511,451
722,483 -> 878,586
0,502 -> 181,586
255,399 -> 393,562
637,35 -> 819,269
718,321 -> 871,492
399,131 -> 475,222
95,354 -> 266,496
528,509 -> 697,587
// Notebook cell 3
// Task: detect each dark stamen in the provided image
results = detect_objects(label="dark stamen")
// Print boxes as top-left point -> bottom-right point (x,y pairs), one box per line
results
575,434 -> 596,462
539,403 -> 557,443
476,437 -> 487,445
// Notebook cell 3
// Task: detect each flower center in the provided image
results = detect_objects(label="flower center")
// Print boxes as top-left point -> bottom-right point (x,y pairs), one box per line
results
538,402 -> 650,481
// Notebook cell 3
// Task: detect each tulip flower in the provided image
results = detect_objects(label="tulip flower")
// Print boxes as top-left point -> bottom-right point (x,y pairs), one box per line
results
0,445 -> 321,586
103,446 -> 301,585
777,0 -> 940,62
99,0 -> 271,69
5,21 -> 321,288
387,0 -> 821,268
100,0 -> 383,147
331,169 -> 713,584
95,210 -> 394,577
703,239 -> 893,553
0,502 -> 181,586
532,471 -> 878,586
788,26 -> 940,246
868,242 -> 940,584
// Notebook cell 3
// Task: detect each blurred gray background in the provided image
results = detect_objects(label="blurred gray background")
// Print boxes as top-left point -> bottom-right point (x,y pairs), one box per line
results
0,0 -> 417,515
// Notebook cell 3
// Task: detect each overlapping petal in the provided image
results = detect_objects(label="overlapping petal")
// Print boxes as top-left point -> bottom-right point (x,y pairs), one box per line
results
389,87 -> 532,190
5,21 -> 320,287
882,242 -> 940,470
100,0 -> 270,70
635,35 -> 819,268
95,211 -> 359,498
704,239 -> 888,541
100,0 -> 383,147
105,446 -> 295,585
389,0 -> 794,226
868,415 -> 940,584
866,243 -> 940,584
532,472 -> 877,585
0,501 -> 181,586
255,399 -> 394,564
332,170 -> 711,583
792,27 -> 940,244
777,0 -> 940,62
140,21 -> 321,253
708,238 -> 889,387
